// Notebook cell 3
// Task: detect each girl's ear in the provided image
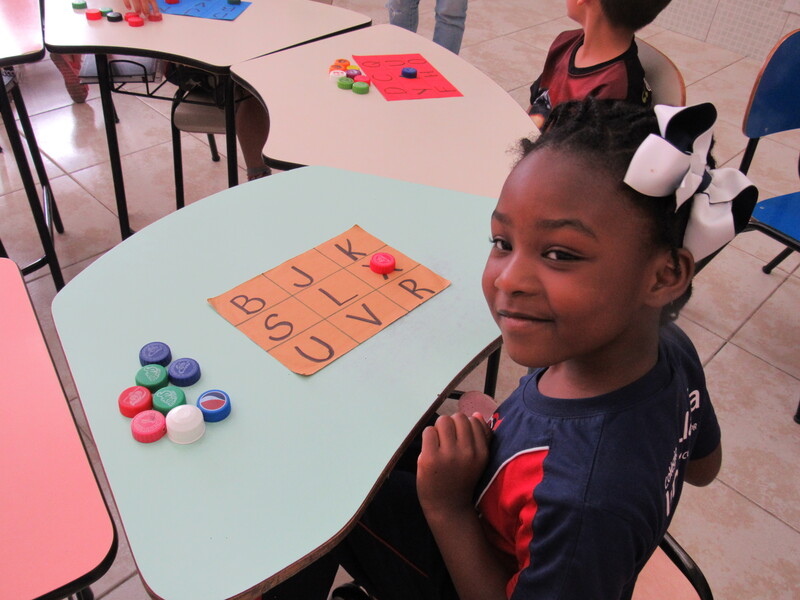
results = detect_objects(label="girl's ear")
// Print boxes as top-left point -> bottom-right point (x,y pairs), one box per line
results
646,247 -> 695,308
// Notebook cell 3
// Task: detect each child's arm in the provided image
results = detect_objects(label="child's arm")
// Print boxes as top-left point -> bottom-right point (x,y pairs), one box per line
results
684,442 -> 722,487
417,414 -> 510,600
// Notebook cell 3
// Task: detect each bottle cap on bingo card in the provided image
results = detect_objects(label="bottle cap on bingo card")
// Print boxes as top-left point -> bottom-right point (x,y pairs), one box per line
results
352,82 -> 370,95
228,0 -> 242,4
168,357 -> 201,387
153,386 -> 187,415
135,364 -> 169,392
106,12 -> 123,22
369,252 -> 396,274
128,15 -> 145,27
166,405 -> 206,444
166,0 -> 181,4
131,410 -> 167,443
197,390 -> 232,422
401,67 -> 417,79
337,77 -> 354,90
85,8 -> 103,20
139,341 -> 172,367
118,386 -> 153,418
72,1 -> 87,9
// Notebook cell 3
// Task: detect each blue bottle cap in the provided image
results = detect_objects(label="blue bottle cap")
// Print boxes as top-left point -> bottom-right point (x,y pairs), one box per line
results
168,358 -> 201,387
401,67 -> 417,78
139,341 -> 172,366
197,390 -> 232,422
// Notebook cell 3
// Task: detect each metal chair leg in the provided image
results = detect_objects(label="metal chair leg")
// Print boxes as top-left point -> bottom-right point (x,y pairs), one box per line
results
207,134 -> 220,161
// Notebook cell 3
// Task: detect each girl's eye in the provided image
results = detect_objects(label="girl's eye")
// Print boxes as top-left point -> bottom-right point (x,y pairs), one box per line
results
543,249 -> 580,261
489,236 -> 511,251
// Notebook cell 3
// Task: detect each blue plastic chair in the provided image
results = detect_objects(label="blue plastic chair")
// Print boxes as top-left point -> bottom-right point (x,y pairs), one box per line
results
738,28 -> 800,275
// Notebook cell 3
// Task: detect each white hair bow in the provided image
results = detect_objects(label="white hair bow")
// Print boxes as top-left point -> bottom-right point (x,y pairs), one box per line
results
623,103 -> 758,262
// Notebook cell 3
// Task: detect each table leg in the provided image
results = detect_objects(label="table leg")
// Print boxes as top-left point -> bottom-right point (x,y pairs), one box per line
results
0,80 -> 64,290
95,54 -> 131,239
224,74 -> 238,188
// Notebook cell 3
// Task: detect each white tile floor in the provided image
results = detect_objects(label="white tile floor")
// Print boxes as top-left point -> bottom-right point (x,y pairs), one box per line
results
2,1 -> 798,598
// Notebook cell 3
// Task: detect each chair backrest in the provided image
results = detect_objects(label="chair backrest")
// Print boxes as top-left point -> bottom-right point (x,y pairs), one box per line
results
743,29 -> 800,139
637,38 -> 686,107
632,533 -> 713,600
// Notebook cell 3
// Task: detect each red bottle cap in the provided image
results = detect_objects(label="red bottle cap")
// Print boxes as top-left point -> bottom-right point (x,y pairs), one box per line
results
86,8 -> 103,20
166,0 -> 180,4
128,15 -> 145,27
354,75 -> 371,85
131,410 -> 167,443
369,252 -> 396,274
124,11 -> 138,20
148,13 -> 163,21
118,385 -> 153,418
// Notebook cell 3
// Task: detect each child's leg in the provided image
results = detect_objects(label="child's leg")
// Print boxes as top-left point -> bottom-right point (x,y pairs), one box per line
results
386,0 -> 421,34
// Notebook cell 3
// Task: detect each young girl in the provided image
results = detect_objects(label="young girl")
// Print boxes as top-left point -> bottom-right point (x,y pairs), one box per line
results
264,98 -> 757,600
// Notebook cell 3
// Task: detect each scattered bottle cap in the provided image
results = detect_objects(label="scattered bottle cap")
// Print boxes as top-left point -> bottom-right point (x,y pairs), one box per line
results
127,15 -> 145,26
401,67 -> 417,79
166,405 -> 206,444
335,58 -> 350,67
337,77 -> 354,90
369,252 -> 396,274
345,69 -> 362,79
71,1 -> 87,9
118,386 -> 153,418
352,82 -> 370,95
148,12 -> 163,21
135,364 -> 169,392
131,410 -> 167,443
124,12 -> 138,20
354,75 -> 371,85
106,11 -> 123,21
99,7 -> 113,16
168,357 -> 201,387
329,69 -> 346,81
85,8 -> 103,20
197,390 -> 232,422
139,341 -> 172,367
153,386 -> 187,415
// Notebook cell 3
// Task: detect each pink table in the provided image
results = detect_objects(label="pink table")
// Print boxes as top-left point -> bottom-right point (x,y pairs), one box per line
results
0,258 -> 116,599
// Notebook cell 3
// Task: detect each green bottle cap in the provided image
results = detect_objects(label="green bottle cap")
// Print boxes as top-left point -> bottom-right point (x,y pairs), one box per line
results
135,364 -> 169,392
100,7 -> 113,15
337,77 -> 354,90
72,1 -> 88,9
352,82 -> 370,95
153,386 -> 187,415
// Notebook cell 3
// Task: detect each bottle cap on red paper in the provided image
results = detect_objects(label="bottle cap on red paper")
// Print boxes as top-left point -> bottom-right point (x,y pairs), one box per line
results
85,8 -> 103,20
153,386 -> 187,415
166,405 -> 206,444
131,410 -> 167,443
118,386 -> 153,418
168,358 -> 201,387
401,67 -> 417,79
139,341 -> 172,366
128,15 -> 145,27
106,11 -> 123,22
135,364 -> 169,392
197,390 -> 232,422
369,252 -> 396,274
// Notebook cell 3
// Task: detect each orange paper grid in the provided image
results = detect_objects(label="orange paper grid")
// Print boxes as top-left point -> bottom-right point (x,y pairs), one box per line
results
208,226 -> 450,375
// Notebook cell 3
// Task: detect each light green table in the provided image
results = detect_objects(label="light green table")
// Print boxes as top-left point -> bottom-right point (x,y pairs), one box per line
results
53,167 -> 501,600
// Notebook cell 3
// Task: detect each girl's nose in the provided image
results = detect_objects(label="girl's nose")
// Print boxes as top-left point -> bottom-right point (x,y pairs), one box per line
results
494,255 -> 538,296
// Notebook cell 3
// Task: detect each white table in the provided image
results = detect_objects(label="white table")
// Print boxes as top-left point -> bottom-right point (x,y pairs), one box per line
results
232,24 -> 537,199
52,166 -> 501,600
44,0 -> 371,238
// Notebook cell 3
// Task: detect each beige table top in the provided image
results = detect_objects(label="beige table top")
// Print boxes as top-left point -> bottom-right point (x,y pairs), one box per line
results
44,0 -> 371,70
232,24 -> 537,198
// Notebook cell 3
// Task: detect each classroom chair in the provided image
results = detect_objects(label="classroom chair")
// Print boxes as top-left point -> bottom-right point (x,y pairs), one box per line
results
330,532 -> 713,600
737,29 -> 800,275
636,38 -> 686,107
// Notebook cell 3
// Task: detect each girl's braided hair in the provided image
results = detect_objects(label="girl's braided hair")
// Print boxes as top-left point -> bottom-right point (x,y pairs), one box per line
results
519,97 -> 709,323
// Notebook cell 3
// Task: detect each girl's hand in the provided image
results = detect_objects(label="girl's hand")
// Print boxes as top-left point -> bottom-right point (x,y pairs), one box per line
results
417,413 -> 491,516
123,0 -> 160,15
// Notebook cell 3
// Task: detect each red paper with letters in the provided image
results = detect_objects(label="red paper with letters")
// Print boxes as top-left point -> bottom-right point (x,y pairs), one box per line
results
352,53 -> 462,101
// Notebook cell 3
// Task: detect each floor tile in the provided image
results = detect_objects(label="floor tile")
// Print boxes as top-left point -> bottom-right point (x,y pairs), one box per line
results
732,275 -> 800,379
668,480 -> 800,600
645,30 -> 744,84
459,35 -> 546,91
0,118 -> 66,196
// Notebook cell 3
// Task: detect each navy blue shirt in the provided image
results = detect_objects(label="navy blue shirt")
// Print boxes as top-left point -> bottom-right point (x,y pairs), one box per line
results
476,323 -> 720,599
